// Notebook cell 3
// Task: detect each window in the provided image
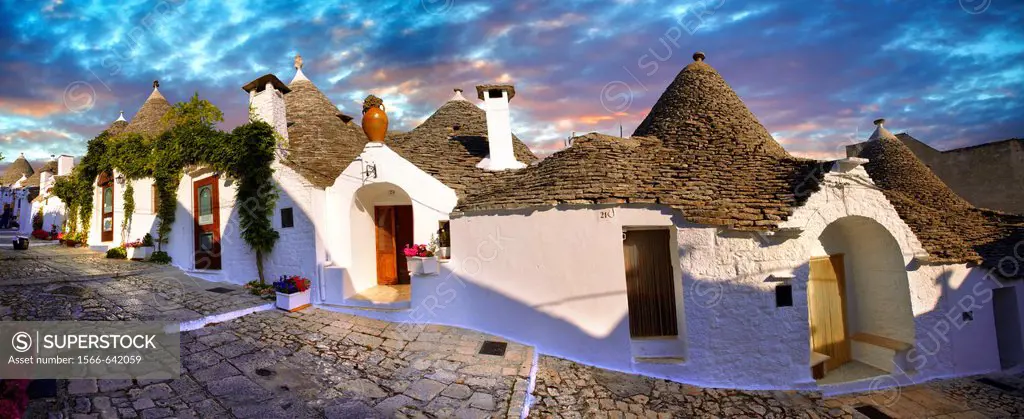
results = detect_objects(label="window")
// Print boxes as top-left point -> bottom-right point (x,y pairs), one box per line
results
488,89 -> 502,99
437,221 -> 450,247
776,284 -> 793,307
152,184 -> 159,214
281,207 -> 294,228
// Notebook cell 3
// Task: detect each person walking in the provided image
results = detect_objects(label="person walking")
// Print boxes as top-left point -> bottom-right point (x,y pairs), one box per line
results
0,205 -> 11,229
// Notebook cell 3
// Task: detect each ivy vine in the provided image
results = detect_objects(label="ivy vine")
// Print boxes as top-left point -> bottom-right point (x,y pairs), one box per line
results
54,93 -> 281,283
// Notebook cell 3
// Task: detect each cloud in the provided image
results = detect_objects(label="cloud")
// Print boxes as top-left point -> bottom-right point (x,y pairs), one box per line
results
0,0 -> 1021,162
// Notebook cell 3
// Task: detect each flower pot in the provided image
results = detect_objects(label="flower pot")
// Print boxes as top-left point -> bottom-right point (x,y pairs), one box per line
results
362,102 -> 388,143
421,257 -> 439,275
276,290 -> 311,312
406,257 -> 423,276
127,246 -> 154,260
438,247 -> 450,260
12,237 -> 29,250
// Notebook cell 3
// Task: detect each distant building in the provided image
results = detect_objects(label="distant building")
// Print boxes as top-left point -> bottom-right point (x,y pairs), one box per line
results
848,134 -> 1024,214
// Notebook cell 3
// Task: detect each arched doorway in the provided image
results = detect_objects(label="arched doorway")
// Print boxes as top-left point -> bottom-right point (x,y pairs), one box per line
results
351,183 -> 414,287
809,216 -> 916,382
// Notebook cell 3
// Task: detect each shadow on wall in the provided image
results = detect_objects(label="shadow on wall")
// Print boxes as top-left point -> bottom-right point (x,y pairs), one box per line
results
343,212 -> 1024,391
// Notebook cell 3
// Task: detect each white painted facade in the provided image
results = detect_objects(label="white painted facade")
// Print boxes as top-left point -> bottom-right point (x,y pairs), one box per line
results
316,159 -> 1024,392
319,142 -> 459,304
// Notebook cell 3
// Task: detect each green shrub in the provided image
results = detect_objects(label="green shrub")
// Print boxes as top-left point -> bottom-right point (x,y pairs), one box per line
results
149,251 -> 172,264
141,233 -> 154,247
106,247 -> 127,259
244,280 -> 276,300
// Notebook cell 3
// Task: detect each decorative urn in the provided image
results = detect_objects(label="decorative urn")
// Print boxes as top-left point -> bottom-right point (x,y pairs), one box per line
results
362,95 -> 388,143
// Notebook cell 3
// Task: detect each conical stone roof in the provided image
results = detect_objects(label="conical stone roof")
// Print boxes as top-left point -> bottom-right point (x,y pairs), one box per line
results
461,54 -> 829,231
124,81 -> 172,136
2,154 -> 34,186
283,74 -> 367,188
634,52 -> 788,158
855,120 -> 1022,273
24,160 -> 58,187
389,90 -> 538,198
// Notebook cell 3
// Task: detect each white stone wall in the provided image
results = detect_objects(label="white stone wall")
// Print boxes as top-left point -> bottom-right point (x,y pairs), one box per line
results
378,163 -> 1024,390
319,143 -> 458,304
86,165 -> 322,286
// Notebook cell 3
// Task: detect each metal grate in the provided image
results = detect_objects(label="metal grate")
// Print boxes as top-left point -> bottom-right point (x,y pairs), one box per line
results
206,287 -> 235,294
853,405 -> 892,419
479,341 -> 508,356
977,378 -> 1015,392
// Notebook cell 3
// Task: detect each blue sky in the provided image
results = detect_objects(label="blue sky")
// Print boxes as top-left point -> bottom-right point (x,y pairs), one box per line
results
1,0 -> 1022,167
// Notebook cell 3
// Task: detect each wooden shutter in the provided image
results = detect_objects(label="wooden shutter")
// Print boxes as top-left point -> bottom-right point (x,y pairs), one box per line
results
623,229 -> 679,338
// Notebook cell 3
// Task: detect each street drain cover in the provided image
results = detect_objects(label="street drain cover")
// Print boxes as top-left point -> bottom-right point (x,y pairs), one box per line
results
479,341 -> 507,356
206,287 -> 234,294
853,405 -> 892,419
977,377 -> 1015,391
255,368 -> 275,377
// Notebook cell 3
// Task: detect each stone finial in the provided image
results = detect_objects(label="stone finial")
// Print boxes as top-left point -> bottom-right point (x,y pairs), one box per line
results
451,88 -> 467,101
116,110 -> 126,122
693,51 -> 706,62
295,54 -> 303,70
873,118 -> 886,126
153,80 -> 159,89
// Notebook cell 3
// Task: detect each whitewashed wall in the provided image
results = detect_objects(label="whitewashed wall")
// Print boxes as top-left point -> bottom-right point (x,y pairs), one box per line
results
319,143 -> 458,303
335,162 -> 1024,391
86,164 -> 322,286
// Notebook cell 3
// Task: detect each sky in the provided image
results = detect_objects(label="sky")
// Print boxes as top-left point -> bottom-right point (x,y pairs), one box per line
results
1,0 -> 1022,169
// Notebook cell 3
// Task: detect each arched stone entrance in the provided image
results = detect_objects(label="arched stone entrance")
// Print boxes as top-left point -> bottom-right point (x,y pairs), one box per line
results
808,215 -> 916,382
350,182 -> 414,288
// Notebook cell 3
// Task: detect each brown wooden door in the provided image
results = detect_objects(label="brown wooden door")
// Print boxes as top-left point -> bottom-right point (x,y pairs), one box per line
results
193,176 -> 221,270
808,254 -> 850,370
101,184 -> 114,242
375,205 -> 413,285
622,229 -> 679,338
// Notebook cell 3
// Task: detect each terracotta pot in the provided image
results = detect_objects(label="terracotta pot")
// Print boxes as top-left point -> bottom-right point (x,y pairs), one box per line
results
362,104 -> 388,143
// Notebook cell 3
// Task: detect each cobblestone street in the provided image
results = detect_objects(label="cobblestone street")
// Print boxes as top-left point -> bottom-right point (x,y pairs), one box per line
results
4,243 -> 1024,418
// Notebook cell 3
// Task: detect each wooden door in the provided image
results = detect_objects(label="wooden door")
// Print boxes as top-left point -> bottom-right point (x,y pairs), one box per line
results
808,254 -> 850,370
101,184 -> 114,242
193,176 -> 221,270
622,229 -> 679,338
394,205 -> 413,284
375,205 -> 413,285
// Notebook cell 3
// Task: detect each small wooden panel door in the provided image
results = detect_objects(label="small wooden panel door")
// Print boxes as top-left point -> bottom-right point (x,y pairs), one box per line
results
193,176 -> 221,270
394,205 -> 413,284
375,205 -> 413,285
808,254 -> 850,370
622,229 -> 679,338
375,207 -> 398,285
101,185 -> 114,242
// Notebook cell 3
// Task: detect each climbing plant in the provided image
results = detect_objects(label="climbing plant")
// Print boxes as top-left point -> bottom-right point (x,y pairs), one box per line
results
53,93 -> 281,283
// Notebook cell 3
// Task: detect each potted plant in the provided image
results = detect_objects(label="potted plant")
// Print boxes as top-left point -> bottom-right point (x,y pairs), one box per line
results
125,233 -> 155,260
437,229 -> 451,260
273,275 -> 312,312
404,244 -> 439,276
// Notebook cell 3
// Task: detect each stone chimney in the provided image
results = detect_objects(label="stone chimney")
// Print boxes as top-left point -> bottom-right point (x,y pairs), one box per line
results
474,84 -> 525,171
242,73 -> 291,143
57,155 -> 74,176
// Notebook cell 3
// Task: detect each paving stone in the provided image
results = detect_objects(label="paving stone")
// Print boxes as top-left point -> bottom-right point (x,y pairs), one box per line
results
442,383 -> 474,400
324,400 -> 385,419
468,392 -> 495,410
97,379 -> 133,393
68,379 -> 98,395
405,378 -> 447,402
375,394 -> 418,417
336,378 -> 388,399
139,407 -> 173,419
132,398 -> 155,410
